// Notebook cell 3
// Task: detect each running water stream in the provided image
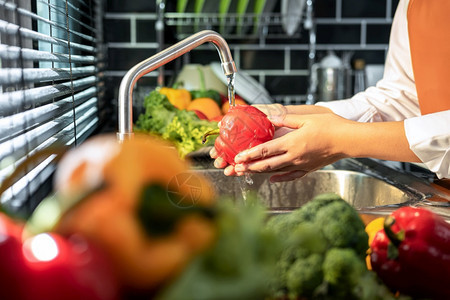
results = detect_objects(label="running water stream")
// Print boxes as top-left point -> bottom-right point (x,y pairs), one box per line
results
227,73 -> 254,203
226,73 -> 235,106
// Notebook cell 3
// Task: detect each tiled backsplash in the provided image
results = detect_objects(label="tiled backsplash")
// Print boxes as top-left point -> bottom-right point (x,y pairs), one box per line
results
104,0 -> 399,114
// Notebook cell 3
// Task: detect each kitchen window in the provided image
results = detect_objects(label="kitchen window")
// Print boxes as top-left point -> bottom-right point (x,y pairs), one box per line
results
0,0 -> 104,215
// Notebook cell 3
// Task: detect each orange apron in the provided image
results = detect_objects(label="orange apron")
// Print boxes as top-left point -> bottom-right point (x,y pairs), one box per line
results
407,0 -> 450,115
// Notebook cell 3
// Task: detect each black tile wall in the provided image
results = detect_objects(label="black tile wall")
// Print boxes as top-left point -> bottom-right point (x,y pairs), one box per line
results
316,24 -> 361,44
104,19 -> 131,43
108,48 -> 157,70
342,0 -> 386,18
136,20 -> 157,43
188,49 -> 227,66
291,50 -> 310,69
241,50 -> 285,70
106,0 -> 156,13
366,24 -> 392,44
266,33 -> 309,45
315,0 -> 336,18
266,75 -> 309,96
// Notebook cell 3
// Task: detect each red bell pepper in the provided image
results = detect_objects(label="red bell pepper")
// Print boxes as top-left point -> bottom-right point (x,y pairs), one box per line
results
370,207 -> 450,299
203,105 -> 274,165
0,213 -> 31,300
0,213 -> 119,300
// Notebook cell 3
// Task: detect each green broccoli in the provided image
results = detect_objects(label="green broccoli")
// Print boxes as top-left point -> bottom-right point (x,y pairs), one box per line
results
286,253 -> 324,299
266,193 -> 342,237
322,248 -> 366,299
266,194 -> 379,300
292,193 -> 343,222
314,199 -> 368,257
267,218 -> 328,296
265,213 -> 302,243
290,222 -> 328,257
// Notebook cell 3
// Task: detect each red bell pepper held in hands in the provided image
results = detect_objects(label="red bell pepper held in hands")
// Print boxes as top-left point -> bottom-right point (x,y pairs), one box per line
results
203,105 -> 275,165
370,207 -> 450,299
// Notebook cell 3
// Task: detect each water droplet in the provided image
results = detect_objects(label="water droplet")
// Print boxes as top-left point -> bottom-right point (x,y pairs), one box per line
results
244,173 -> 254,185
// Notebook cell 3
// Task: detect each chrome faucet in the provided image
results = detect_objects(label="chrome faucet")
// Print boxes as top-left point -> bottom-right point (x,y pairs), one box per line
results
117,30 -> 237,141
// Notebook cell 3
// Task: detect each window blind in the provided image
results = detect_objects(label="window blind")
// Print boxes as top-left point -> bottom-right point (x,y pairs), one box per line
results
0,0 -> 104,215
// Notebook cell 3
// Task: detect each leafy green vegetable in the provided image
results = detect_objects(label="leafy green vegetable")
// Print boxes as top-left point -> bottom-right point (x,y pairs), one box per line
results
135,90 -> 218,157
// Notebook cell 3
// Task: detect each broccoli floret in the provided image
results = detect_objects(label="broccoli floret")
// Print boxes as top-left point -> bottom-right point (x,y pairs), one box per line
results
286,253 -> 324,299
268,220 -> 328,295
323,248 -> 402,300
266,193 -> 344,239
314,199 -> 368,257
291,222 -> 328,258
265,213 -> 304,244
322,248 -> 366,299
292,193 -> 342,222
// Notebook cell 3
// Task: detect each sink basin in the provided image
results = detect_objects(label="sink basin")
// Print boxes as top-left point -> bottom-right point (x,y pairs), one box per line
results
196,169 -> 411,211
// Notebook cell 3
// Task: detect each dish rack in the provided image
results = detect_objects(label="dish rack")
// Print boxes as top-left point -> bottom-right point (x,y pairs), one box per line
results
158,0 -> 317,104
165,12 -> 303,40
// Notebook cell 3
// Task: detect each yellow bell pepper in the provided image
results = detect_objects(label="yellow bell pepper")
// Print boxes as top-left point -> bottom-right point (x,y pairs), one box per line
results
364,217 -> 385,270
159,87 -> 191,110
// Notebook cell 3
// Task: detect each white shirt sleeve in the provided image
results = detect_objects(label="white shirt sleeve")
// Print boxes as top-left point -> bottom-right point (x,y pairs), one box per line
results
405,110 -> 450,179
314,0 -> 450,178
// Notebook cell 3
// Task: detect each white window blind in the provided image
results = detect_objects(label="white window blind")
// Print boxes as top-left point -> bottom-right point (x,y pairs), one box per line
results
0,0 -> 104,214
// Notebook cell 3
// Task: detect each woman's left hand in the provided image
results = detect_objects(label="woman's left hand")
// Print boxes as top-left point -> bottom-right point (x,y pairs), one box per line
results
233,113 -> 352,182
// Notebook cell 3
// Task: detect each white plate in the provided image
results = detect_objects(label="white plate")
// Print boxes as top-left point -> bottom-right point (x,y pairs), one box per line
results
175,64 -> 228,95
281,0 -> 306,36
210,62 -> 273,104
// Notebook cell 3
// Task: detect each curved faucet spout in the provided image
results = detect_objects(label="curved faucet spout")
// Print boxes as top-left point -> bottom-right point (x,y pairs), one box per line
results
117,30 -> 237,141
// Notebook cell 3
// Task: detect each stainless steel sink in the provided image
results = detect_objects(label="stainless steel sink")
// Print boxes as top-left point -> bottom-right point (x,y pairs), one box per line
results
196,169 -> 411,212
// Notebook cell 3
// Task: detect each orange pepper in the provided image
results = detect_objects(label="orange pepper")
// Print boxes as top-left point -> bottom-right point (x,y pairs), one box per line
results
54,134 -> 216,290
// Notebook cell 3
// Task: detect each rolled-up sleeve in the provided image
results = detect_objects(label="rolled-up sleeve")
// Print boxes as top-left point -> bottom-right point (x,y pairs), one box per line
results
404,111 -> 450,179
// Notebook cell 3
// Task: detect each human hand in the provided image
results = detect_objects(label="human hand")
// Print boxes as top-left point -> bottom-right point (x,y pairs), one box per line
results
209,104 -> 292,176
233,113 -> 352,182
